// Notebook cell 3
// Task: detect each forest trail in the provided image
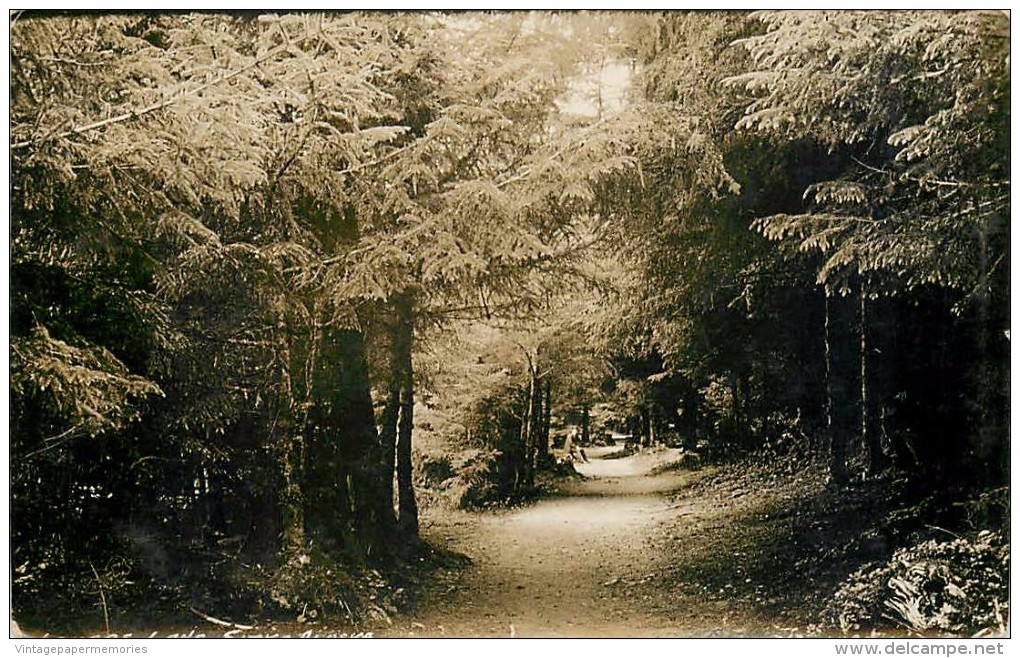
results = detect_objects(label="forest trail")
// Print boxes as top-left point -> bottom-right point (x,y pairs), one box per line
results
383,447 -> 809,638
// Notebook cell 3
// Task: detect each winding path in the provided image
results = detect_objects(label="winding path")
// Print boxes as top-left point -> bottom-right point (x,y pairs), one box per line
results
384,446 -> 739,638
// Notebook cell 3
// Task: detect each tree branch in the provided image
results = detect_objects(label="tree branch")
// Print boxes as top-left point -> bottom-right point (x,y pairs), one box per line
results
851,157 -> 1009,190
12,30 -> 321,151
188,606 -> 255,631
494,118 -> 607,190
334,133 -> 434,177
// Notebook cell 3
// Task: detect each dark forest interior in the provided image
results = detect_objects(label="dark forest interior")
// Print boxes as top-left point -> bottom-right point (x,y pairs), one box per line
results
9,10 -> 1009,638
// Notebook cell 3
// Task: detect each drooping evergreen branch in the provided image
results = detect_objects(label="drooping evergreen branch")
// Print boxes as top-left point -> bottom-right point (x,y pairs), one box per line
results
12,29 -> 321,151
851,157 -> 1010,190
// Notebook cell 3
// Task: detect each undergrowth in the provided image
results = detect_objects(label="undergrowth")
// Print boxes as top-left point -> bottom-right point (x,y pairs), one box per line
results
826,531 -> 1008,636
823,484 -> 1009,637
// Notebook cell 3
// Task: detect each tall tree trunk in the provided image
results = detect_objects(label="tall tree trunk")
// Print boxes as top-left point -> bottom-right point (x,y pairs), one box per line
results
304,326 -> 351,548
394,293 -> 419,536
378,383 -> 399,518
526,377 -> 536,487
860,289 -> 888,477
628,415 -> 640,448
375,309 -> 403,538
971,208 -> 1008,481
641,406 -> 653,447
525,373 -> 543,485
581,403 -> 590,445
519,371 -> 538,488
304,321 -> 384,552
825,292 -> 859,486
538,379 -> 552,464
515,396 -> 528,488
249,460 -> 283,564
274,318 -> 304,557
280,429 -> 305,556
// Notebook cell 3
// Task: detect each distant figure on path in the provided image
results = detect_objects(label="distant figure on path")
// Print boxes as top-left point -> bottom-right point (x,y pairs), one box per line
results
565,428 -> 589,463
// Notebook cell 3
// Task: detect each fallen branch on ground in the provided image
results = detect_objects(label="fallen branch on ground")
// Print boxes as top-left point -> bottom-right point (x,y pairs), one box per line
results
188,606 -> 255,631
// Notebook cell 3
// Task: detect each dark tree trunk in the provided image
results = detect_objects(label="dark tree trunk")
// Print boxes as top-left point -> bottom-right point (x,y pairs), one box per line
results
378,383 -> 399,515
581,404 -> 590,445
640,406 -> 652,447
628,415 -> 640,447
970,208 -> 1009,482
517,402 -> 527,487
394,293 -> 418,536
304,327 -> 350,548
861,290 -> 889,477
304,323 -> 385,552
526,374 -> 544,483
825,291 -> 860,486
375,310 -> 403,538
279,429 -> 305,556
526,377 -> 537,487
519,371 -> 539,488
274,320 -> 304,557
248,462 -> 282,564
734,371 -> 750,448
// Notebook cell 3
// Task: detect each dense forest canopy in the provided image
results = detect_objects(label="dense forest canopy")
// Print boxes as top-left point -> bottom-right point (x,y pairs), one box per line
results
9,10 -> 1009,634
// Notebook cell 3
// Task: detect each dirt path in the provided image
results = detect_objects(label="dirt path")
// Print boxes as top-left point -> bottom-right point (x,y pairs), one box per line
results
382,447 -> 791,638
35,447 -> 886,639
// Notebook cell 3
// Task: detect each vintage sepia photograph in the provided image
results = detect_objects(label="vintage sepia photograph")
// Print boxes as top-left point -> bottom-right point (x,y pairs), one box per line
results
8,9 -> 1010,641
